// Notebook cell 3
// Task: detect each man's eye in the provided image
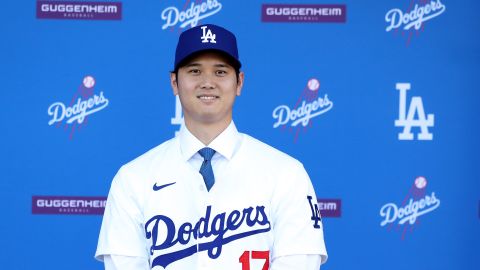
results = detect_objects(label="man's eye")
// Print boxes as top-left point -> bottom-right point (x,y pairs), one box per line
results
216,70 -> 227,76
188,69 -> 200,74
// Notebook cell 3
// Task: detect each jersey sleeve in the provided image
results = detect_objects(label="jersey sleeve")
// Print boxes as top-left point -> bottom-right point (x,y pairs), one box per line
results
270,162 -> 328,264
95,166 -> 148,261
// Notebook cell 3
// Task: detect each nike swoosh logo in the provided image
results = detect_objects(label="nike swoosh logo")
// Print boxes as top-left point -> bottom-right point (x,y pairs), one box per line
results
153,182 -> 176,191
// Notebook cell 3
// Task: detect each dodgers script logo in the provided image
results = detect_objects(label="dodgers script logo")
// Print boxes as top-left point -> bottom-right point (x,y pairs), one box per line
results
161,0 -> 222,30
394,83 -> 434,140
145,205 -> 271,268
380,176 -> 440,240
385,0 -> 446,46
47,75 -> 109,139
272,78 -> 333,142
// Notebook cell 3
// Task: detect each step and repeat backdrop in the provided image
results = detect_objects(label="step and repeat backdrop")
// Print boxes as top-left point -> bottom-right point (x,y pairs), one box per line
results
1,0 -> 479,269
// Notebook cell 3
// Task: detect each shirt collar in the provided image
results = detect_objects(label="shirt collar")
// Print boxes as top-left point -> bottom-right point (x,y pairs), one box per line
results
178,121 -> 241,161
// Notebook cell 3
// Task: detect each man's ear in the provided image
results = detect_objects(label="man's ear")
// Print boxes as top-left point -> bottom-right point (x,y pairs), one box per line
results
170,72 -> 178,95
236,71 -> 245,96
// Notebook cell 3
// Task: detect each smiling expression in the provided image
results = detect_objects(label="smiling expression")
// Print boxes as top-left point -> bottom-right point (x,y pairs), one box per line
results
171,52 -> 244,127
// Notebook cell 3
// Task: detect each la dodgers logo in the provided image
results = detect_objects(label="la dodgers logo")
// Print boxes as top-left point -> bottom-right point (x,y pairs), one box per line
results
201,25 -> 216,43
385,0 -> 446,46
380,176 -> 441,240
161,0 -> 222,30
171,96 -> 183,136
272,78 -> 333,142
47,75 -> 109,139
145,205 -> 271,268
394,83 -> 434,140
307,196 -> 322,229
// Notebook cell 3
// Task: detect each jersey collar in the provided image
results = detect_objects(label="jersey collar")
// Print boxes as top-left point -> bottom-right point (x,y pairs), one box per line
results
178,121 -> 241,162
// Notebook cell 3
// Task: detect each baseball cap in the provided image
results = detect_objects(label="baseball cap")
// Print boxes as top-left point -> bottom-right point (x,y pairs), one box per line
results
174,24 -> 241,70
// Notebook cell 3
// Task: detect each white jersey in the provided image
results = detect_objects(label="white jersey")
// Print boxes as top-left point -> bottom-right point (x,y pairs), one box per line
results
96,122 -> 327,269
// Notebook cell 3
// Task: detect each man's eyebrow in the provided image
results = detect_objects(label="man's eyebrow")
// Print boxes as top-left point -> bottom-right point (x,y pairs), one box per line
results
213,63 -> 230,68
184,62 -> 231,68
184,63 -> 201,68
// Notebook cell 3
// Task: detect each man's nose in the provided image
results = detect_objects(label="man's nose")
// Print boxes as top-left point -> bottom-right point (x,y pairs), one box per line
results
200,73 -> 216,89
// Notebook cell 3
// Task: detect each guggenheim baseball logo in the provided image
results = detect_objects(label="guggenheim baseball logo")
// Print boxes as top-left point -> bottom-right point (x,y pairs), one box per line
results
317,198 -> 342,218
272,78 -> 333,142
36,1 -> 122,20
47,75 -> 109,139
161,0 -> 222,30
385,0 -> 446,46
380,176 -> 440,240
262,4 -> 346,23
32,196 -> 107,215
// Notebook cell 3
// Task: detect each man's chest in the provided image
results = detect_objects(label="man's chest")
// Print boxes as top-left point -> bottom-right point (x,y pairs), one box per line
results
141,165 -> 275,269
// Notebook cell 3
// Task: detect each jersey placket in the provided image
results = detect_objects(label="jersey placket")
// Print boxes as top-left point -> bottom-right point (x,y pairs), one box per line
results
183,161 -> 212,269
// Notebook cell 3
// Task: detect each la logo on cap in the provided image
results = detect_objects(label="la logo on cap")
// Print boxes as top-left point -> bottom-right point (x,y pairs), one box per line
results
200,26 -> 216,44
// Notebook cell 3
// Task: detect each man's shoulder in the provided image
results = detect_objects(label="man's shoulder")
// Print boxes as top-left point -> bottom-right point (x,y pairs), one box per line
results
121,137 -> 179,172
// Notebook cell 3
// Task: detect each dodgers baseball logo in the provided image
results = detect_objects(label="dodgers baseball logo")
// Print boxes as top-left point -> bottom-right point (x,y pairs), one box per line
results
171,96 -> 183,136
145,205 -> 271,268
47,75 -> 109,139
307,196 -> 322,229
161,0 -> 222,30
272,78 -> 333,142
379,176 -> 441,240
394,83 -> 434,140
201,25 -> 216,43
385,0 -> 446,46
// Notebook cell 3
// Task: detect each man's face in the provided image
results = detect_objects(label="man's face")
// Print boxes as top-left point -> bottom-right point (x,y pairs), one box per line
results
171,52 -> 244,127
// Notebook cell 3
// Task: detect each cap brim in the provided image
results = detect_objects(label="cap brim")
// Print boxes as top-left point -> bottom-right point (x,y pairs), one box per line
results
174,49 -> 241,71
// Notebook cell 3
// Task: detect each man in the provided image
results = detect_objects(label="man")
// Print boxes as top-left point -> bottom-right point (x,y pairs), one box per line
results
96,24 -> 327,270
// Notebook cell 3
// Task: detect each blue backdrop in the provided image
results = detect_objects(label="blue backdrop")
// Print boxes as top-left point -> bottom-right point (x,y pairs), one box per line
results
1,0 -> 479,269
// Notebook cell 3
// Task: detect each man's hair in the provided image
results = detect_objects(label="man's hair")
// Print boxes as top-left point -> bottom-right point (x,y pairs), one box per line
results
171,50 -> 241,84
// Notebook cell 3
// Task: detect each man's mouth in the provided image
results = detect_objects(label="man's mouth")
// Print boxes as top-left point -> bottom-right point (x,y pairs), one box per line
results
198,95 -> 219,100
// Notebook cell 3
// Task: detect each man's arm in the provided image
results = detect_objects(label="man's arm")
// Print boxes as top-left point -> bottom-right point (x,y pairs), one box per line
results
270,162 -> 328,267
96,167 -> 149,266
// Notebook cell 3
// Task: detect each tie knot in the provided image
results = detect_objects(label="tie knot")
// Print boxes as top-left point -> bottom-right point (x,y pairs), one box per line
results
198,147 -> 216,161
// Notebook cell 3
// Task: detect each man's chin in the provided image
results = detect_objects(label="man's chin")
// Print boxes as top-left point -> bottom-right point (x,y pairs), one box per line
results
188,114 -> 231,125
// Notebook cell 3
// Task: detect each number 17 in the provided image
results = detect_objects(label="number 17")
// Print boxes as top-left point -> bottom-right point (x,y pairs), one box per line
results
239,250 -> 270,270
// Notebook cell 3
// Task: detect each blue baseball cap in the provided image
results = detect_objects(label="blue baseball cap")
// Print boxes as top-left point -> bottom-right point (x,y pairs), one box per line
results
174,24 -> 241,70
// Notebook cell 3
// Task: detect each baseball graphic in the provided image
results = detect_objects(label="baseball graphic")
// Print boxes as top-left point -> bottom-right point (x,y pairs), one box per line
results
414,176 -> 427,189
307,78 -> 320,91
83,76 -> 96,89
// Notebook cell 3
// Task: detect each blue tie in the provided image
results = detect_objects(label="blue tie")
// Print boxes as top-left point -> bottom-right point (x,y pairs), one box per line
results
198,147 -> 216,191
